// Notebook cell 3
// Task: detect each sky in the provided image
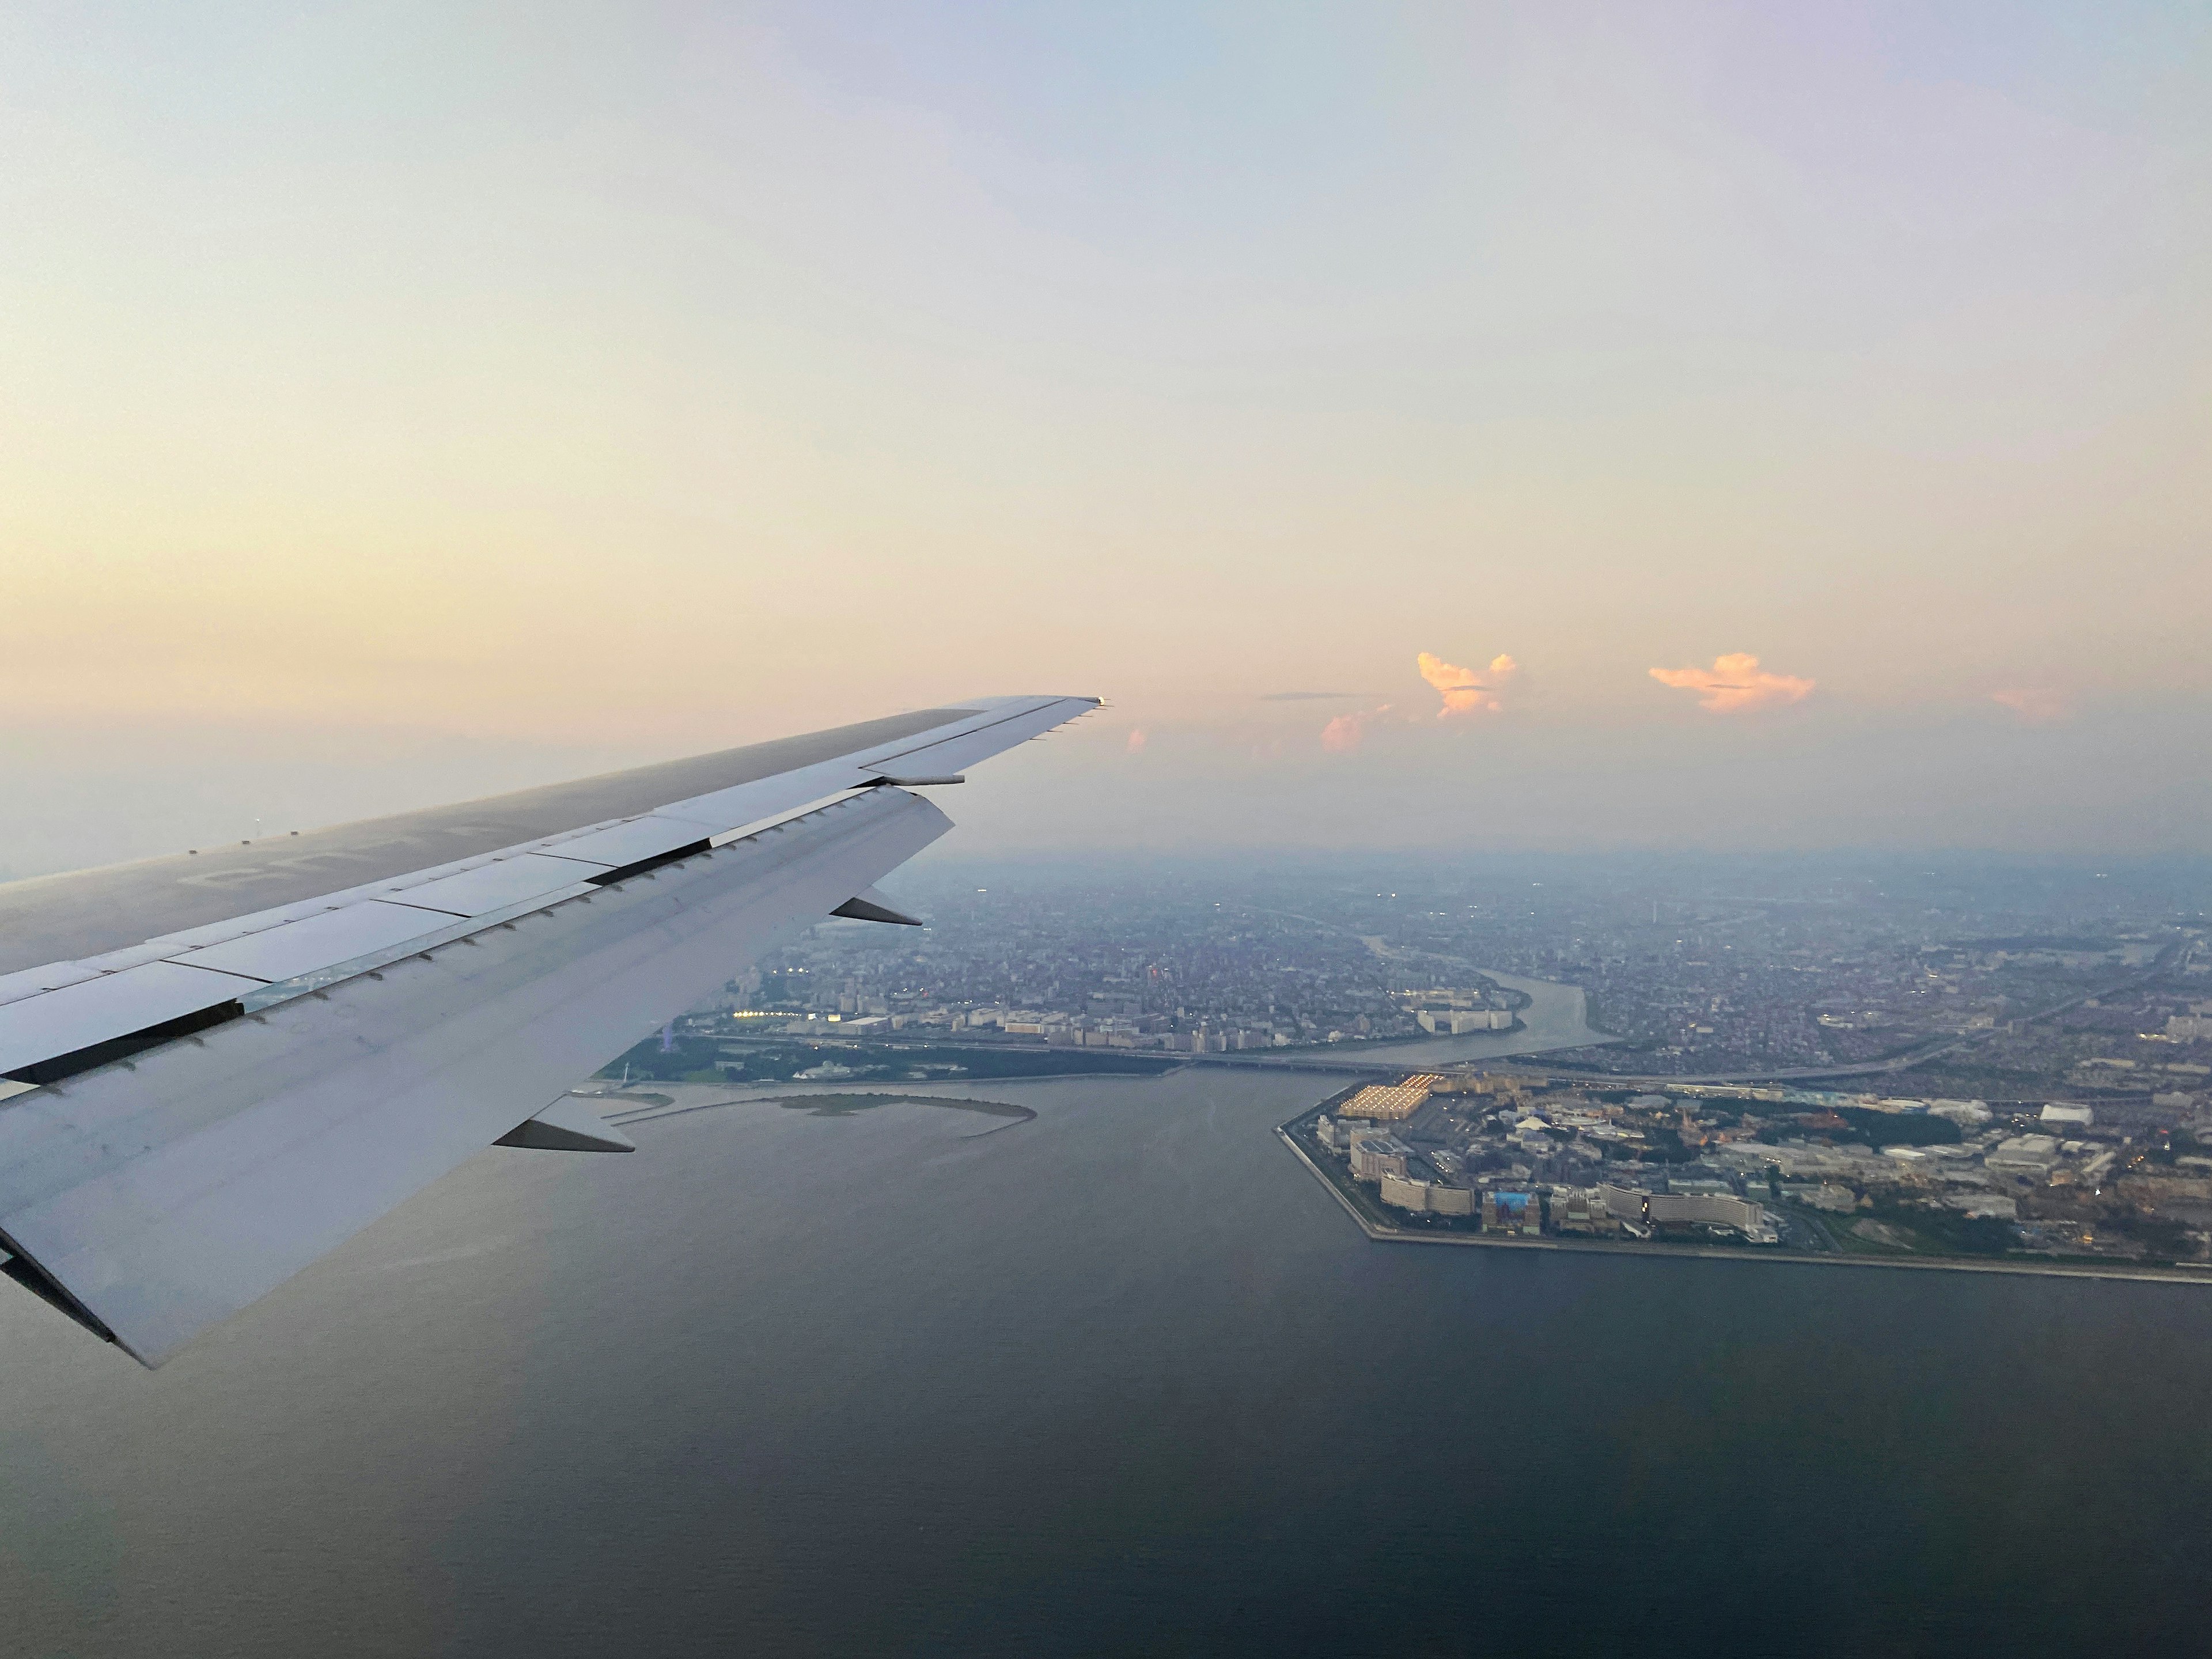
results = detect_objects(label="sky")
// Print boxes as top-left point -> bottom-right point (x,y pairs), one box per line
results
3,1 -> 2208,876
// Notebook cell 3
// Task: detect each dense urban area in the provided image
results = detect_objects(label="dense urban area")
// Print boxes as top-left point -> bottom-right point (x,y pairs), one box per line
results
1290,1071 -> 2209,1266
606,855 -> 2212,1266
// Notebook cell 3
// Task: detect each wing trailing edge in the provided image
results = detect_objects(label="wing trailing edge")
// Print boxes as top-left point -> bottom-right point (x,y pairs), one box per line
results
0,695 -> 1099,1363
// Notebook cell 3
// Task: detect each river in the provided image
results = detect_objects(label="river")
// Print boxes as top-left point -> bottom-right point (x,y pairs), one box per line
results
1355,965 -> 1611,1065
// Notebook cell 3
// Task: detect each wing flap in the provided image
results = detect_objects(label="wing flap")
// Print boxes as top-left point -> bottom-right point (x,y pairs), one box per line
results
0,961 -> 104,1011
371,854 -> 603,918
0,961 -> 255,1080
524,816 -> 708,870
168,900 -> 461,984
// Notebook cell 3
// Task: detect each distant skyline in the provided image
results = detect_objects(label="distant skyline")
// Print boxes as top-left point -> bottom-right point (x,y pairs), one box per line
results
3,2 -> 2207,872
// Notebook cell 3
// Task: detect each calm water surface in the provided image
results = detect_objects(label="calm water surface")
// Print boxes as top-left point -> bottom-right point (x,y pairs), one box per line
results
3,1068 -> 2209,1656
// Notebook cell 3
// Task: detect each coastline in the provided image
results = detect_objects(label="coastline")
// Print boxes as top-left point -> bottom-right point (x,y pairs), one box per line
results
1274,1118 -> 2212,1289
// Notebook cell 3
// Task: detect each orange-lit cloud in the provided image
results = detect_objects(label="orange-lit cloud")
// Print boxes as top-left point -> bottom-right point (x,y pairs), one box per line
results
1126,727 -> 1147,753
1416,652 -> 1519,718
1648,653 -> 1814,713
1991,688 -> 2069,724
1321,706 -> 1392,752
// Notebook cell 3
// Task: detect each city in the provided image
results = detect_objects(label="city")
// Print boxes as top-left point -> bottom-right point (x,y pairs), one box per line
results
605,855 -> 2212,1270
1290,1067 -> 2211,1269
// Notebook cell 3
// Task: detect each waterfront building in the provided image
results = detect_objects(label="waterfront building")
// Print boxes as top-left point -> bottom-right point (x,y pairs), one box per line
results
1401,987 -> 1494,1010
1379,1174 -> 1431,1212
1646,1192 -> 1768,1236
1415,1008 -> 1514,1035
1552,1187 -> 1614,1234
1482,1191 -> 1541,1236
1350,1137 -> 1412,1182
1428,1185 -> 1474,1217
1597,1184 -> 1649,1225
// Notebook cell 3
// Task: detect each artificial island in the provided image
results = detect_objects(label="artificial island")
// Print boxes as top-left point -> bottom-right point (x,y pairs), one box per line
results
1282,1066 -> 2212,1279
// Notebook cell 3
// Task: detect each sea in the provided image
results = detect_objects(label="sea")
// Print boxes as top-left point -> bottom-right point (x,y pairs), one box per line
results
4,1057 -> 2211,1656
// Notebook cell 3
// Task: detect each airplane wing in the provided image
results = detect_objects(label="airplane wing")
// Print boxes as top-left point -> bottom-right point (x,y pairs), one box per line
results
0,695 -> 1097,1365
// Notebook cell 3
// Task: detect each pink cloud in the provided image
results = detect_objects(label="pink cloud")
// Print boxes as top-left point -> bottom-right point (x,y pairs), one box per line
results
1416,652 -> 1519,718
1126,727 -> 1148,753
1320,705 -> 1392,752
1649,653 -> 1814,713
1991,688 -> 2069,724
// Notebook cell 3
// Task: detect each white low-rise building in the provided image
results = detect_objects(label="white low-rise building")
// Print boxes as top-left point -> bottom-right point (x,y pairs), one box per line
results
1987,1134 -> 2062,1177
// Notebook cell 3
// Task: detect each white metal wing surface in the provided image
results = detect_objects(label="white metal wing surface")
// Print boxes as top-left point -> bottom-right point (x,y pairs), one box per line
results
0,695 -> 1096,1365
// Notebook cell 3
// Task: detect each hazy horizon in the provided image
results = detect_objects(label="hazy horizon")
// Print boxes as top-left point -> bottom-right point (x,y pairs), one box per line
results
5,2 -> 2207,872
